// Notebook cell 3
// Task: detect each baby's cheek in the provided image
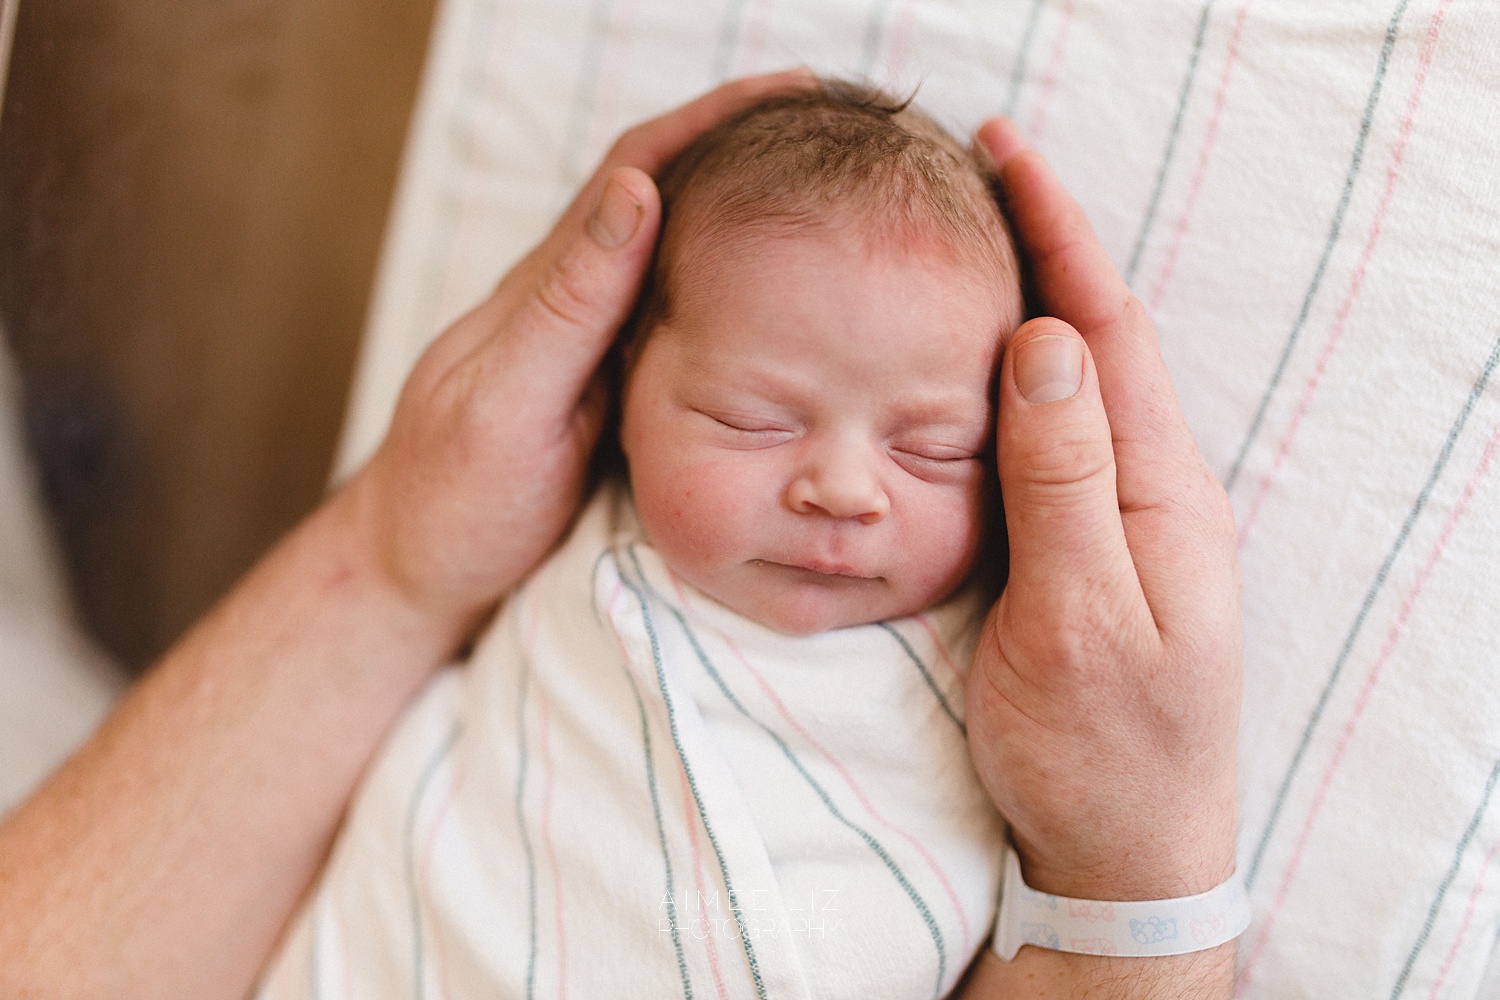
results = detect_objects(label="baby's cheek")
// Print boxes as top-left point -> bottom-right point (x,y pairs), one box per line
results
903,482 -> 987,596
632,453 -> 757,572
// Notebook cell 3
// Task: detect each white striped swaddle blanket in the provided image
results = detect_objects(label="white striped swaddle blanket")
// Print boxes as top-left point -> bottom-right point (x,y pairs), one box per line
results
334,4 -> 1500,994
256,484 -> 1004,1000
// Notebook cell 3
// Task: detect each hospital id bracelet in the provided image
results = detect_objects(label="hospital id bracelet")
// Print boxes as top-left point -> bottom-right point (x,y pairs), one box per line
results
991,840 -> 1252,961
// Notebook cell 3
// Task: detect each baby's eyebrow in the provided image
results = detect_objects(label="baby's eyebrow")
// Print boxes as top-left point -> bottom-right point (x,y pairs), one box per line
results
679,359 -> 793,398
888,394 -> 993,429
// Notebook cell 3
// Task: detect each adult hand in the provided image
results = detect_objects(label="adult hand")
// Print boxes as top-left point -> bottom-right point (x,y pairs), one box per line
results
960,120 -> 1242,994
0,70 -> 812,1000
349,68 -> 815,636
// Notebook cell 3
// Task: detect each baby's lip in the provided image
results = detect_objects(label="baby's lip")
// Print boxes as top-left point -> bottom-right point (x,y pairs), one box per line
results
757,558 -> 878,580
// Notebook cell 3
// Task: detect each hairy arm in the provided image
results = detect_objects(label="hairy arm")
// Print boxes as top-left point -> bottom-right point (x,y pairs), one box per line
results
0,69 -> 814,1000
0,487 -> 465,997
962,947 -> 1232,999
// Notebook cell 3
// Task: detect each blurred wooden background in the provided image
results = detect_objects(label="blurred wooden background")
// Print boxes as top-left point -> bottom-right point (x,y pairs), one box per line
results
0,0 -> 438,670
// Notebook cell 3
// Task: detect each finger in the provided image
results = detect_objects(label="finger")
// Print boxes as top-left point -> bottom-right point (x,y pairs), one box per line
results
973,116 -> 1027,170
996,317 -> 1142,635
995,152 -> 1236,635
429,73 -> 814,403
555,68 -> 818,236
602,68 -> 818,177
998,148 -> 1145,348
998,148 -> 1205,504
494,70 -> 815,319
473,166 -> 662,414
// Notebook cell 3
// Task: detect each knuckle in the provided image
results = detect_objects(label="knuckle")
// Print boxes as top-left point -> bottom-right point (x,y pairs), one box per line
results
533,255 -> 601,333
1204,482 -> 1238,547
1016,429 -> 1114,490
1174,461 -> 1238,548
1006,576 -> 1136,679
1119,291 -> 1151,329
427,365 -> 491,456
609,126 -> 652,167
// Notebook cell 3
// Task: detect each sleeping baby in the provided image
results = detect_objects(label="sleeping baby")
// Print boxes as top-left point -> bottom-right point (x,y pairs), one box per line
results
256,80 -> 1025,1000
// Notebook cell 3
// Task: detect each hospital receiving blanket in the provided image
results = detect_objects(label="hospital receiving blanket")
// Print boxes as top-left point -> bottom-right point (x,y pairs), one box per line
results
256,483 -> 1004,1000
333,4 -> 1500,994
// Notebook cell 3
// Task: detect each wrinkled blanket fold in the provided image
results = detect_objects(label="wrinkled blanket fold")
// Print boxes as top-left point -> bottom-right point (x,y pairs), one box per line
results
258,484 -> 1004,1000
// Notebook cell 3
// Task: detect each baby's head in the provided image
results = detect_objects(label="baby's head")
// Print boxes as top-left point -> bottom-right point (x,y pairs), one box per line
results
619,81 -> 1024,634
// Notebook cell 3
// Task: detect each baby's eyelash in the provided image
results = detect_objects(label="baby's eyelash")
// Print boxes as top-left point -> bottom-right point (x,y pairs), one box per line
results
712,415 -> 773,432
893,445 -> 980,463
697,410 -> 793,436
713,416 -> 764,432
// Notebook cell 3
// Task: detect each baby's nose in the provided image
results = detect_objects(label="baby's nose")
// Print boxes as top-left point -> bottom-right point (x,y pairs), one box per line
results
785,441 -> 890,524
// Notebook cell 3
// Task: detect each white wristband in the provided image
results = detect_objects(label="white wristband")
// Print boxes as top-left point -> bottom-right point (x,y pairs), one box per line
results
991,840 -> 1251,961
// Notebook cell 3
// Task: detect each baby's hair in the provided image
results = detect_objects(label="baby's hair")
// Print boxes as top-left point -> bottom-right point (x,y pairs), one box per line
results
631,78 -> 1021,343
592,79 -> 1023,486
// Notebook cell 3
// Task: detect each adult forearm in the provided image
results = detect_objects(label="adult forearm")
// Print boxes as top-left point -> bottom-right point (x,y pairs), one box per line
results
0,483 -> 474,1000
957,838 -> 1239,999
961,943 -> 1233,999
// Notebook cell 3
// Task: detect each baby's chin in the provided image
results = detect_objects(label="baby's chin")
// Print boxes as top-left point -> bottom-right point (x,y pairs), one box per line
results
750,603 -> 871,637
710,577 -> 927,636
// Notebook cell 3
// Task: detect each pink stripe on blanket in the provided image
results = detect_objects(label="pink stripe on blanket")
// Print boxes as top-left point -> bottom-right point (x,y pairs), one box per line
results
1025,0 -> 1077,144
335,902 -> 355,1000
432,2 -> 523,324
1237,410 -> 1500,993
1147,0 -> 1256,314
883,0 -> 920,84
913,612 -> 968,685
736,0 -> 777,76
677,765 -> 733,1000
417,748 -> 470,1000
583,0 -> 644,163
1238,0 -> 1451,548
537,666 -> 570,999
604,582 -> 720,995
669,575 -> 976,954
1428,837 -> 1500,1000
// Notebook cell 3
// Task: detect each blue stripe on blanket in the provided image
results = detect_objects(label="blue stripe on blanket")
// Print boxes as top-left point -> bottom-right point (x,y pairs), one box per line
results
621,636 -> 696,999
1227,0 -> 1417,491
516,656 -> 540,1000
859,0 -> 899,80
624,547 -> 949,1000
613,554 -> 771,1000
557,0 -> 620,192
1125,0 -> 1217,284
406,721 -> 464,1000
1248,331 -> 1500,887
1002,0 -> 1048,118
415,0 -> 506,353
876,621 -> 964,735
713,0 -> 752,83
1389,753 -> 1500,999
593,547 -> 695,996
310,899 -> 324,1000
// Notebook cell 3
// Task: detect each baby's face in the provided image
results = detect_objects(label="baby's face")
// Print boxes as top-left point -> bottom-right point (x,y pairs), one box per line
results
621,222 -> 1016,634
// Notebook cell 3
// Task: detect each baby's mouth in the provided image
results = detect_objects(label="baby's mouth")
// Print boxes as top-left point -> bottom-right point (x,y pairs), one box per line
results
751,558 -> 878,581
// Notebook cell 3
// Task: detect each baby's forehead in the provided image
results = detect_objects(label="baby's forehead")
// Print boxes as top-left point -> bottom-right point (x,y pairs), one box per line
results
665,208 -> 1020,327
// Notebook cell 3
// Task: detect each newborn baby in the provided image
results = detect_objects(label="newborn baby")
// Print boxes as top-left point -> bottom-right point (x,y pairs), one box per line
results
257,82 -> 1024,1000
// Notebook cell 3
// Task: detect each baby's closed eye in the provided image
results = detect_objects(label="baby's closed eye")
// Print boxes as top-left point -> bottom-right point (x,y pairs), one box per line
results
695,408 -> 796,441
887,426 -> 989,482
890,442 -> 980,462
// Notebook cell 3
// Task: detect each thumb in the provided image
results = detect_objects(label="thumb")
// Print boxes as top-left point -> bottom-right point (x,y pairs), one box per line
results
502,166 -> 662,410
997,318 -> 1138,618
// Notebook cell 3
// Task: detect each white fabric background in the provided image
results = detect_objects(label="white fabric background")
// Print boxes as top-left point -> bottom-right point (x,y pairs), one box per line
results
336,1 -> 1500,996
